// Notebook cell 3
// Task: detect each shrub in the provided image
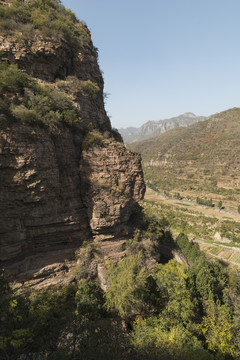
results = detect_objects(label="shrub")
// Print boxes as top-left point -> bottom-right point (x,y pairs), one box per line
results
11,105 -> 39,124
82,131 -> 103,150
81,80 -> 100,99
0,0 -> 88,48
0,62 -> 82,128
196,197 -> 214,207
75,280 -> 105,319
0,62 -> 33,95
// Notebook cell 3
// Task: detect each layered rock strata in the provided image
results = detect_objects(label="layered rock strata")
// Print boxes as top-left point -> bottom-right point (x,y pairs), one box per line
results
0,7 -> 145,266
81,139 -> 145,237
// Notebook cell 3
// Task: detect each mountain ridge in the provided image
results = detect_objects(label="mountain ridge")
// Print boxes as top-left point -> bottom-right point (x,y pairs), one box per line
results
130,107 -> 240,211
119,112 -> 206,144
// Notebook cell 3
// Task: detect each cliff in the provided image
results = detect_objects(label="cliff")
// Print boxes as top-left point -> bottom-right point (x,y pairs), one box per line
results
0,0 -> 145,270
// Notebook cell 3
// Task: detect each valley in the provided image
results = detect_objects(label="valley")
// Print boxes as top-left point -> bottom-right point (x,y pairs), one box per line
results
131,108 -> 240,214
143,187 -> 240,268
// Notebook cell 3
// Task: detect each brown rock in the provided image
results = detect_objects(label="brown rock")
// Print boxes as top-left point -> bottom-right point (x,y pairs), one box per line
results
80,139 -> 145,237
0,16 -> 146,282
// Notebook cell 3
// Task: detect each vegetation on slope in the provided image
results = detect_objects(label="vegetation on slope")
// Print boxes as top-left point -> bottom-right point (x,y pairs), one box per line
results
131,108 -> 240,213
1,212 -> 240,359
0,61 -> 84,128
0,0 -> 90,48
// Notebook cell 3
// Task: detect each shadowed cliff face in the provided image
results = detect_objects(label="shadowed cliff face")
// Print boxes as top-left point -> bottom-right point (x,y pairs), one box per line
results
0,125 -> 145,262
81,139 -> 145,237
0,124 -> 90,261
0,4 -> 145,263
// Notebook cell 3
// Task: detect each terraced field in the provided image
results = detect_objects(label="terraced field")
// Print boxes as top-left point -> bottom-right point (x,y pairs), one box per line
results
143,187 -> 240,268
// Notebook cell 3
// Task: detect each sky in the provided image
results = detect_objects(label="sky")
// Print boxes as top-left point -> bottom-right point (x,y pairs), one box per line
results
61,0 -> 240,129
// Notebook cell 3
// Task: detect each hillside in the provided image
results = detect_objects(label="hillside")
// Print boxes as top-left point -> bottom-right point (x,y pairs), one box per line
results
119,112 -> 206,144
131,108 -> 240,212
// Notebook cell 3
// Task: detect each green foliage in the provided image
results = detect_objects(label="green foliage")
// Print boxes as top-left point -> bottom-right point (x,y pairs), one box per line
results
0,0 -> 88,47
81,80 -> 100,98
82,130 -> 103,149
154,260 -> 195,325
0,62 -> 33,94
131,316 -> 213,360
0,269 -> 32,357
75,280 -> 105,319
0,61 -> 82,128
196,197 -> 214,207
105,253 -> 148,316
123,229 -> 142,250
201,300 -> 237,357
175,192 -> 183,200
142,211 -> 173,247
176,233 -> 202,262
175,233 -> 228,305
27,285 -> 76,352
1,236 -> 240,360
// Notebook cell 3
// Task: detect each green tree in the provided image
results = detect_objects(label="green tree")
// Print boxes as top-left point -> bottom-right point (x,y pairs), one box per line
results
154,260 -> 195,325
201,300 -> 237,357
105,252 -> 148,316
0,269 -> 31,358
131,316 -> 213,360
75,280 -> 105,320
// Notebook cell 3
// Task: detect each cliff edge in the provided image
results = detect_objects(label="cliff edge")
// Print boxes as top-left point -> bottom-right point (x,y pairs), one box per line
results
0,0 -> 145,271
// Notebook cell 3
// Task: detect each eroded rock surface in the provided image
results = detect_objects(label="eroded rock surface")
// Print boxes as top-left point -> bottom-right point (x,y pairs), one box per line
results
0,15 -> 146,277
81,139 -> 145,237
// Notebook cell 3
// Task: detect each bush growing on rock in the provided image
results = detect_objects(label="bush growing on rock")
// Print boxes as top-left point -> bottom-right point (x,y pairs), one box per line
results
0,61 -> 82,128
0,0 -> 88,47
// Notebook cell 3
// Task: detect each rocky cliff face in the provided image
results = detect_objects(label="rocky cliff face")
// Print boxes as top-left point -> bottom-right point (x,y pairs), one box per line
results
0,2 -> 145,266
81,139 -> 145,237
0,28 -> 110,132
0,124 -> 89,261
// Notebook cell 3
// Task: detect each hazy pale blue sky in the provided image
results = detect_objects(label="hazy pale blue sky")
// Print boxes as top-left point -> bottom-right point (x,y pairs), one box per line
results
62,0 -> 240,128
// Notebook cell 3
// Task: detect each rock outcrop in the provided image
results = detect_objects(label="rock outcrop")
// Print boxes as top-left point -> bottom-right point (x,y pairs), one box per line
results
0,24 -> 110,131
0,124 -> 89,261
0,1 -> 145,269
81,139 -> 145,237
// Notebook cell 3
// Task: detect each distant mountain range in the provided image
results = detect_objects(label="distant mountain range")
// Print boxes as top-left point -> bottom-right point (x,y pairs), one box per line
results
119,112 -> 206,144
130,107 -> 240,211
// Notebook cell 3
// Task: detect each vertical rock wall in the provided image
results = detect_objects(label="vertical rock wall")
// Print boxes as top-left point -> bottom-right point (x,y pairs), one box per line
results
0,10 -> 145,263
